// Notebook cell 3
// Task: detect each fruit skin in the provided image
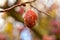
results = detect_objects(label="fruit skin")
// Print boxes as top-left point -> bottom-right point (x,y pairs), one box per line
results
24,10 -> 38,28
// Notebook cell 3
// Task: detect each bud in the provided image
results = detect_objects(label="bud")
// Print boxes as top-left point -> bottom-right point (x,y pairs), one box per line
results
24,10 -> 38,28
23,9 -> 52,39
23,10 -> 44,38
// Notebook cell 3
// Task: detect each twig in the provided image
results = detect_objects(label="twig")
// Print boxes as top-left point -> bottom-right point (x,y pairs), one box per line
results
30,4 -> 51,18
0,0 -> 51,18
0,0 -> 36,12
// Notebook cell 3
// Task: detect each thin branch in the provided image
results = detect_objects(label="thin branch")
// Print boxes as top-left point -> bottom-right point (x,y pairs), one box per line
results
30,4 -> 51,18
0,0 -> 36,12
0,0 -> 51,18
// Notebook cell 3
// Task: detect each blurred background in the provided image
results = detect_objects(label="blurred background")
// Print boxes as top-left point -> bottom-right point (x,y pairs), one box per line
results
0,0 -> 60,40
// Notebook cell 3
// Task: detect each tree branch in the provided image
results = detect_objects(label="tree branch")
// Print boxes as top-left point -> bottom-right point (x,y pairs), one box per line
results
0,0 -> 51,18
0,0 -> 36,12
30,4 -> 51,18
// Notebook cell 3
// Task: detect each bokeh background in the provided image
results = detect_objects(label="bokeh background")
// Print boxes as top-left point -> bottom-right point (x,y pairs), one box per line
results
0,0 -> 60,40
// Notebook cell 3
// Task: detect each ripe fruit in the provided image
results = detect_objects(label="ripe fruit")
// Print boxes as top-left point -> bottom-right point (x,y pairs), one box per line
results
24,10 -> 38,28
